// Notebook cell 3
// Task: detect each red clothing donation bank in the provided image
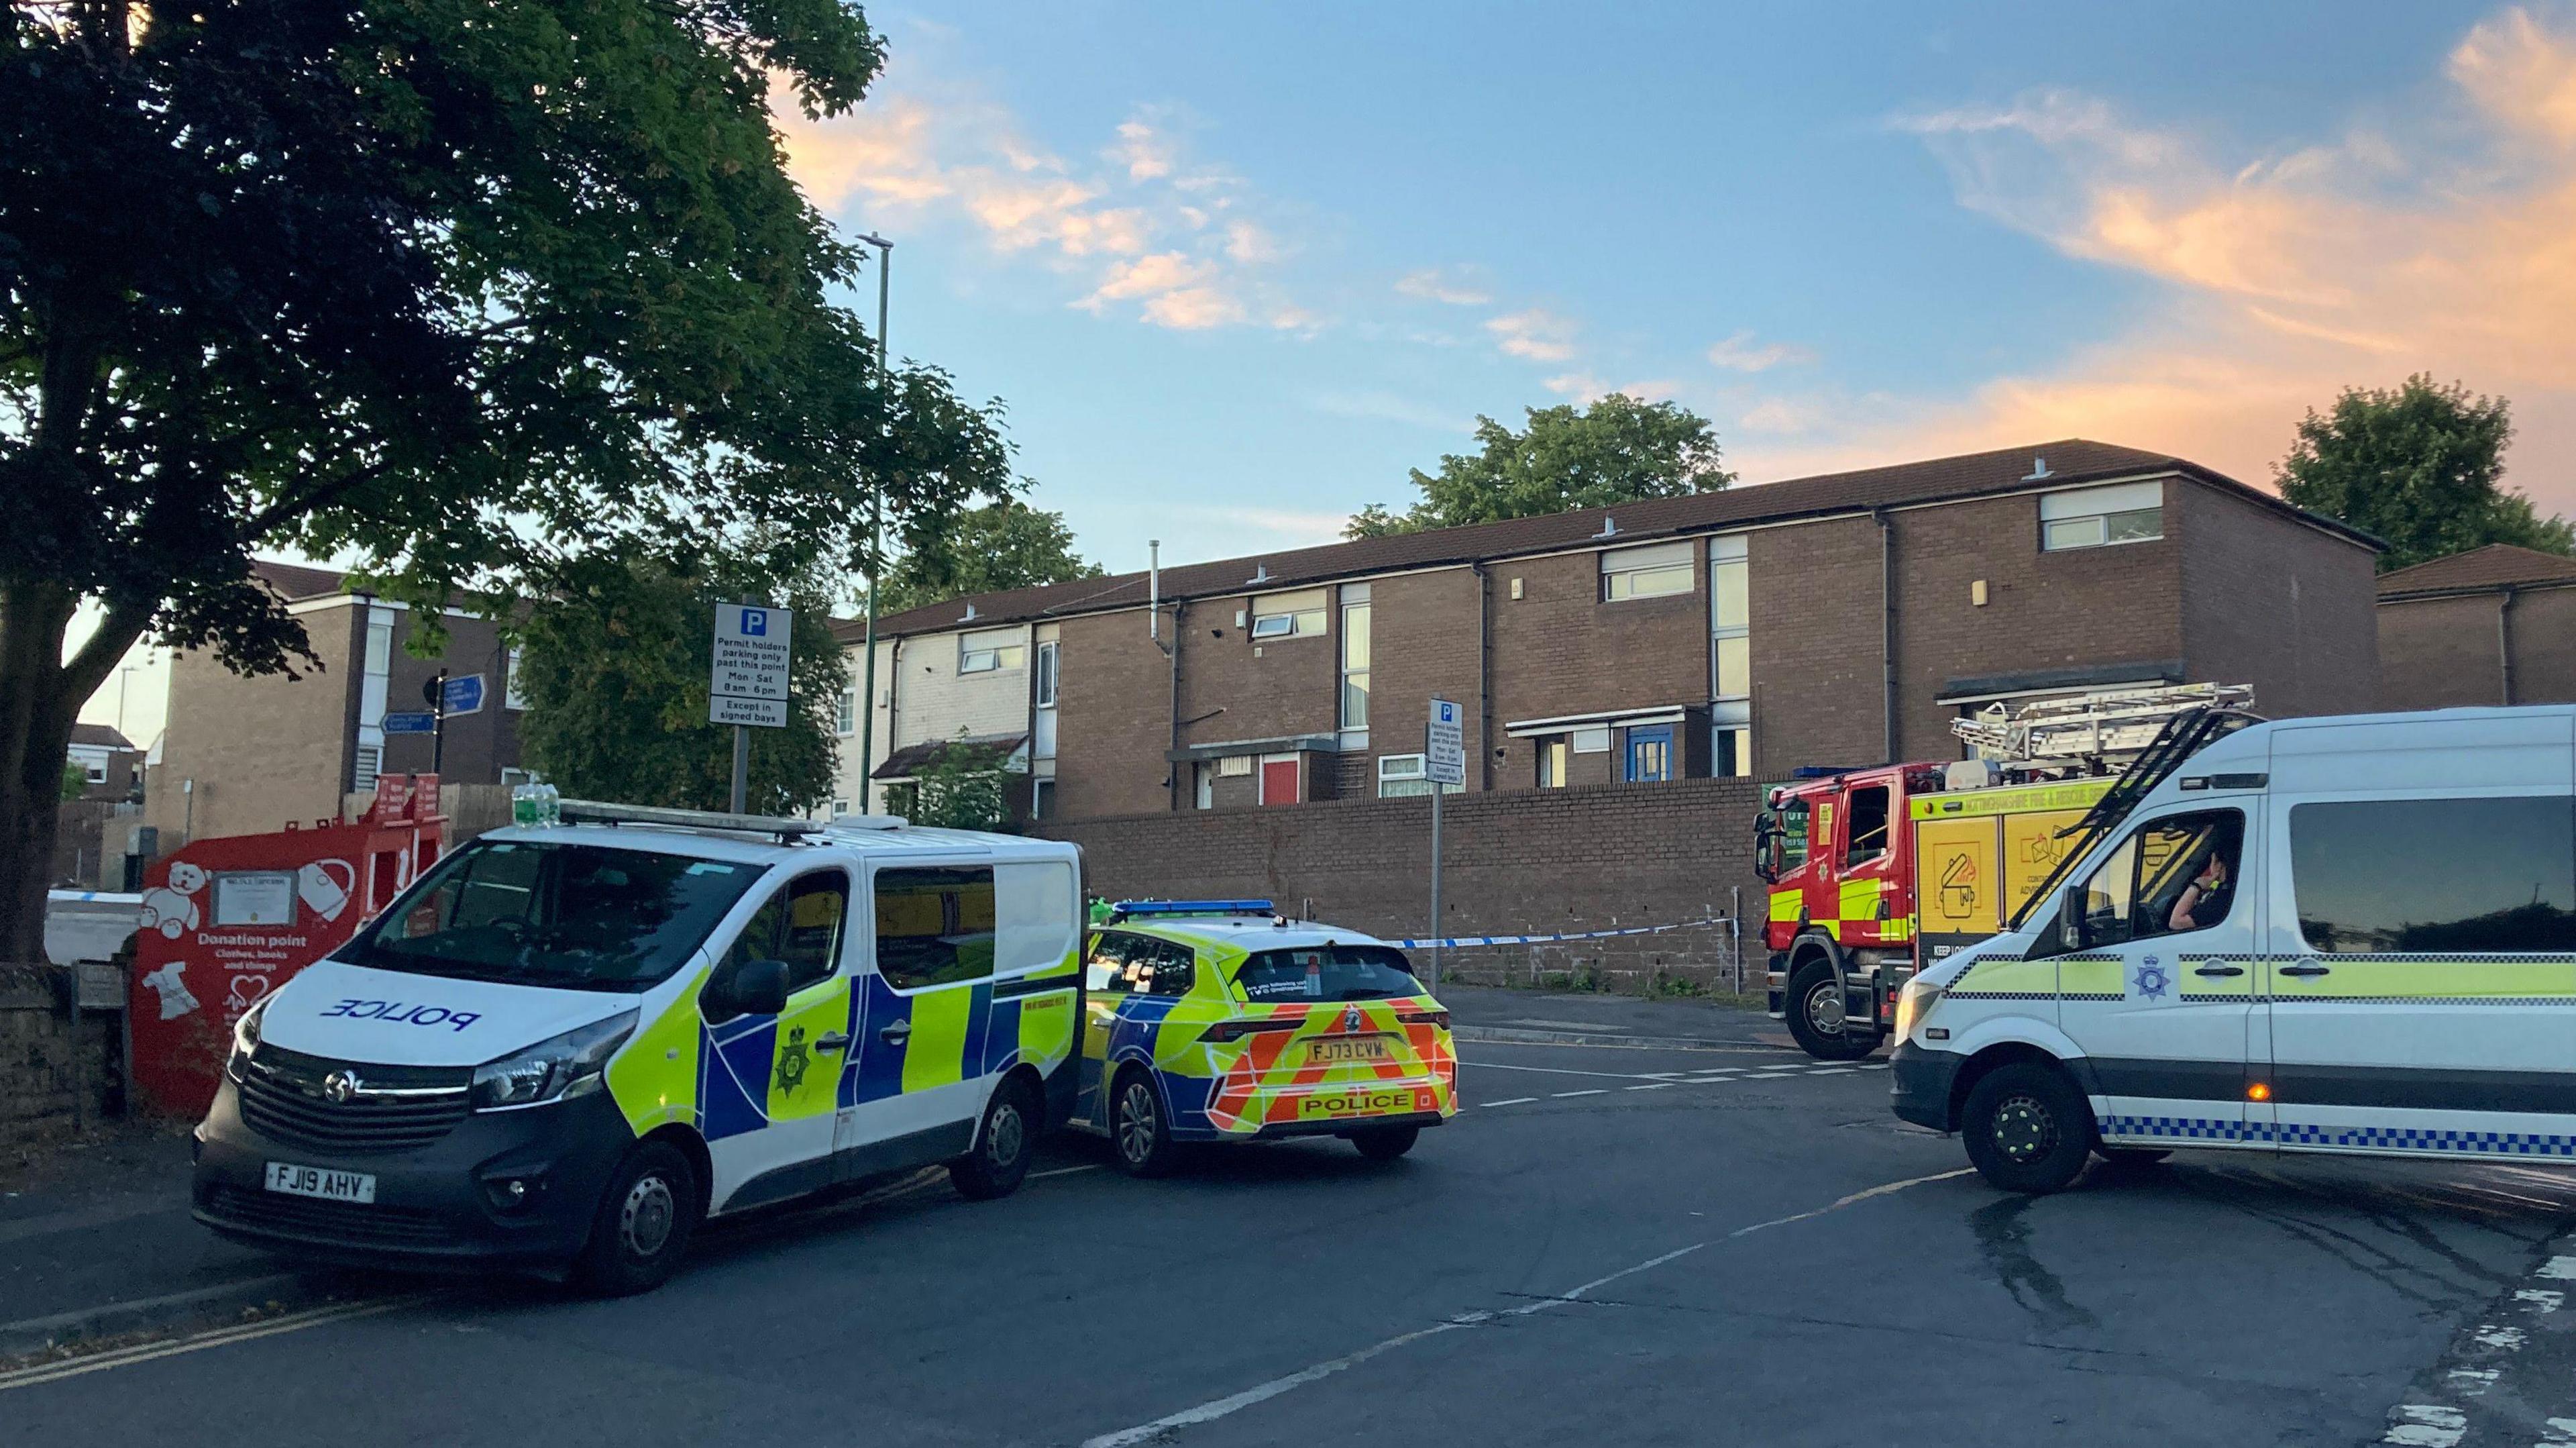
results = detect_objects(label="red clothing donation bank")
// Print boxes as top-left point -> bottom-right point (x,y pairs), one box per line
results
129,774 -> 448,1115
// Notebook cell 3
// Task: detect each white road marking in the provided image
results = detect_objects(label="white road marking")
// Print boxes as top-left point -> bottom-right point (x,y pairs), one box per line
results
2536,1256 -> 2576,1280
2542,1417 -> 2576,1444
2445,1368 -> 2497,1396
2471,1324 -> 2526,1351
1623,1084 -> 1674,1092
1460,1061 -> 1669,1082
0,1294 -> 435,1393
1028,1165 -> 1102,1180
1079,1167 -> 1971,1448
1551,1089 -> 1608,1099
2381,1404 -> 2466,1447
1860,1063 -> 1892,1071
1480,1096 -> 1538,1108
2517,1288 -> 2563,1313
1748,1072 -> 1796,1079
1805,1068 -> 1856,1076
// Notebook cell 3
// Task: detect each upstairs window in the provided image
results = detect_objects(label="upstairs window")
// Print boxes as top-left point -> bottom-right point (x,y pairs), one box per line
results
1601,541 -> 1695,601
1340,584 -> 1371,731
1249,588 -> 1328,639
2039,480 -> 2163,552
835,687 -> 857,735
958,627 -> 1026,674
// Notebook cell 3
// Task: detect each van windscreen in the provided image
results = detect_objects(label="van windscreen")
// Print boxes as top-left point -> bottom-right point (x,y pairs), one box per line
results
1235,945 -> 1424,1003
343,841 -> 763,991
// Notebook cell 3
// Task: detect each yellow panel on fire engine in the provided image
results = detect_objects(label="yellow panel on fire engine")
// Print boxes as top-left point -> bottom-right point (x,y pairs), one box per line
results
2001,808 -> 2091,922
1913,818 -> 2000,936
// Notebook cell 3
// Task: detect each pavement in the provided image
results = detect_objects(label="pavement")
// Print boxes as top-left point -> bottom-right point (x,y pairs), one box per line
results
7,988 -> 2576,1447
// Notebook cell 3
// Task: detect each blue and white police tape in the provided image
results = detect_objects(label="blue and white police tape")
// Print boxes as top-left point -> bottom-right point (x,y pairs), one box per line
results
1390,915 -> 1733,951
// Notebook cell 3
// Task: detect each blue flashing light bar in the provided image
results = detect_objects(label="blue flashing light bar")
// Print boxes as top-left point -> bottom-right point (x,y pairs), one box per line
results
1112,898 -> 1276,919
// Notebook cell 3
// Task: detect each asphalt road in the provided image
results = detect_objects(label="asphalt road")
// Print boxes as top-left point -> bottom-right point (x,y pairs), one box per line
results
11,1035 -> 2576,1447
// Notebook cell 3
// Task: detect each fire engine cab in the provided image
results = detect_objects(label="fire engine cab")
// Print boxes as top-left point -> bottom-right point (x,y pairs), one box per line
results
1756,684 -> 2254,1059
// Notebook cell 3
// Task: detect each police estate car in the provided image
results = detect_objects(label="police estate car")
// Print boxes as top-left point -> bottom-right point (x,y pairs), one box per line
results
1894,706 -> 2576,1192
1071,902 -> 1457,1175
193,802 -> 1083,1294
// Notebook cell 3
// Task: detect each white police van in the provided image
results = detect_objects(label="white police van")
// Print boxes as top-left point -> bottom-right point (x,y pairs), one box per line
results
1893,705 -> 2576,1192
193,802 -> 1083,1293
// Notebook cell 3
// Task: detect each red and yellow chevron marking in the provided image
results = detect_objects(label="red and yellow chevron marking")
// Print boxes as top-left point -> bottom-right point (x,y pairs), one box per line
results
1197,997 -> 1456,1135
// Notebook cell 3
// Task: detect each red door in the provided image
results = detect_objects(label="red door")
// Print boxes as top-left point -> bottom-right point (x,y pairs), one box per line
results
1259,758 -> 1299,806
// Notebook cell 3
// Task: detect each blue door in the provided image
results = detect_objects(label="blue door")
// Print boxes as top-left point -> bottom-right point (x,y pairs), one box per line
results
1625,725 -> 1673,783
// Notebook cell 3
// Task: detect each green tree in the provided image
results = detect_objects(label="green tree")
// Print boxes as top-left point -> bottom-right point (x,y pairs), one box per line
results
0,1 -> 1015,958
2275,375 -> 2573,572
1342,394 -> 1733,539
513,552 -> 847,816
58,760 -> 85,803
877,501 -> 1102,614
906,738 -> 1014,831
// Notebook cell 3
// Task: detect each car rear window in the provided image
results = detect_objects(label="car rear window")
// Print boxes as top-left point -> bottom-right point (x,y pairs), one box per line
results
1235,946 -> 1424,1002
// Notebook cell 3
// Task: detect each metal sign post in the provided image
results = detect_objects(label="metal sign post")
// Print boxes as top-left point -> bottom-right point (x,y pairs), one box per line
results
1425,698 -> 1465,985
712,601 -> 794,814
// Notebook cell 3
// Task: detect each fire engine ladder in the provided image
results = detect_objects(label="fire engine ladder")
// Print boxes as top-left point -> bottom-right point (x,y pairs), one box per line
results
1951,682 -> 2255,764
2002,704 -> 2259,929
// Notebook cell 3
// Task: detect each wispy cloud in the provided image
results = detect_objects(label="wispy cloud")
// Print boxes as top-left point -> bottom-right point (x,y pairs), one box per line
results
1762,5 -> 2576,511
1307,389 -> 1470,431
1705,330 -> 1815,373
1486,308 -> 1579,362
775,86 -> 1306,333
1395,267 -> 1493,306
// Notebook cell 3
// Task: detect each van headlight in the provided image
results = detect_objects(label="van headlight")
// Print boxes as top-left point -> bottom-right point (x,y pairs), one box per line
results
1894,976 -> 1945,1043
226,996 -> 270,1082
470,1011 -> 638,1110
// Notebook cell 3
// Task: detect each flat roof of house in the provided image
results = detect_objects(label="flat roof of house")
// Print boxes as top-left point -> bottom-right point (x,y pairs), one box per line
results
2377,543 -> 2576,598
840,437 -> 2380,643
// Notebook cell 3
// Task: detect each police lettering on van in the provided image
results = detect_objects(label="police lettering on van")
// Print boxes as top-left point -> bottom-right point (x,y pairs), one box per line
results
191,803 -> 1084,1295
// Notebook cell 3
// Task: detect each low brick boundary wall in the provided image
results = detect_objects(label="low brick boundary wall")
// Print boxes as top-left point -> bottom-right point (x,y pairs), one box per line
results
1036,778 -> 1767,994
1,964 -> 124,1147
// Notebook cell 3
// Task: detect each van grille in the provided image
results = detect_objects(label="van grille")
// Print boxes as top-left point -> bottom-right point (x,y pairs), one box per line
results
203,1186 -> 456,1247
236,1044 -> 472,1155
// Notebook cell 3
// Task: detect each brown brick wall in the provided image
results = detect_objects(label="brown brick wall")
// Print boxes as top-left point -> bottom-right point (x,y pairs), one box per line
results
1749,516 -> 1887,774
2379,584 -> 2576,711
1051,607 -> 1180,819
376,612 -> 525,784
1,966 -> 121,1147
1360,570 -> 1486,789
145,604 -> 361,843
1179,592 -> 1336,755
1488,548 -> 1709,787
1036,777 -> 1764,990
2178,484 -> 2381,717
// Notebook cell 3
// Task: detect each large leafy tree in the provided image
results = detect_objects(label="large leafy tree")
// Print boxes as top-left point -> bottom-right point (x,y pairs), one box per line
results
876,500 -> 1102,614
513,550 -> 846,815
1344,393 -> 1733,538
2275,375 -> 2573,572
0,0 -> 1014,958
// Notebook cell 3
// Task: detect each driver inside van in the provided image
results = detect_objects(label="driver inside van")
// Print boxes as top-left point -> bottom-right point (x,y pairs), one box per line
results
2167,850 -> 2233,932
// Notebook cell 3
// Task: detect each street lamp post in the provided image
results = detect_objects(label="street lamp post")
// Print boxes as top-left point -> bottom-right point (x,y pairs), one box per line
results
855,231 -> 892,815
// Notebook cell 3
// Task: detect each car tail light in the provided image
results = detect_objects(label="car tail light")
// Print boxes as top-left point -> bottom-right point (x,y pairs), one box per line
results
1201,1019 -> 1302,1043
1397,1010 -> 1450,1028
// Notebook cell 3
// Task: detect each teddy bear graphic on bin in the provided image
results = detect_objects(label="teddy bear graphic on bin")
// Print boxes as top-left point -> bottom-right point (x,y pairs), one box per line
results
138,861 -> 207,940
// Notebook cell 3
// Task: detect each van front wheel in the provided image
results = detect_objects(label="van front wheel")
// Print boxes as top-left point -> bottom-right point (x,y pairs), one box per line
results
1962,1062 -> 2094,1194
574,1141 -> 702,1296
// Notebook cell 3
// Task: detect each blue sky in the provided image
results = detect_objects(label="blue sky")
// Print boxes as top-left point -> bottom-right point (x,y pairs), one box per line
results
78,2 -> 2576,739
779,3 -> 2576,575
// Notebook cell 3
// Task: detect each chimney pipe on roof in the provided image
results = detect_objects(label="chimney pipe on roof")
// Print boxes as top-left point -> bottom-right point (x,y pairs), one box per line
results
1148,540 -> 1161,645
2023,456 -> 2052,482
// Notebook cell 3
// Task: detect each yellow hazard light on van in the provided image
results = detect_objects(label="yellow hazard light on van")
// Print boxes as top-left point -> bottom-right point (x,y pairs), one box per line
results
2247,1082 -> 2272,1102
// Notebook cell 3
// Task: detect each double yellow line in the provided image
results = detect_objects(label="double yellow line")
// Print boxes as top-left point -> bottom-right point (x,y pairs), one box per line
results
0,1293 -> 436,1394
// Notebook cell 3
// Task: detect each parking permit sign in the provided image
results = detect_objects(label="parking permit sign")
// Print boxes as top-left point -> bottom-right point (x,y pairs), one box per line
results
1426,697 -> 1465,785
711,603 -> 792,728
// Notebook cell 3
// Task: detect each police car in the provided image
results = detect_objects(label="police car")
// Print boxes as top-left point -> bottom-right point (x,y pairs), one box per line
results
1072,902 -> 1456,1175
1893,705 -> 2576,1192
192,801 -> 1083,1294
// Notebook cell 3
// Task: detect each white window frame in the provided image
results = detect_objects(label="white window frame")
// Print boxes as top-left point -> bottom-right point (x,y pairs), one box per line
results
1572,725 -> 1612,754
958,627 -> 1026,675
830,798 -> 850,818
1034,640 -> 1059,708
1377,752 -> 1462,798
352,743 -> 383,793
504,648 -> 528,711
1339,583 -> 1371,736
835,687 -> 857,736
1248,587 -> 1328,639
1217,754 -> 1253,777
1601,540 -> 1695,603
2039,480 -> 2164,553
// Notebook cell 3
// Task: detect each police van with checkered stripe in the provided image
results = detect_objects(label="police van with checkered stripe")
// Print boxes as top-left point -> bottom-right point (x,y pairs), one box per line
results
192,802 -> 1082,1294
1893,705 -> 2576,1192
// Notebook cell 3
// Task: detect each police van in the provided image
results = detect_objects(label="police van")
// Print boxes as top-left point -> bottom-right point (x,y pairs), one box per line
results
1893,705 -> 2576,1192
192,802 -> 1083,1294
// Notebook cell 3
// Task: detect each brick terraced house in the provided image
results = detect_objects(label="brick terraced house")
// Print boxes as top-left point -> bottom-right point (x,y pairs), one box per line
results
2377,543 -> 2576,712
831,440 -> 2383,825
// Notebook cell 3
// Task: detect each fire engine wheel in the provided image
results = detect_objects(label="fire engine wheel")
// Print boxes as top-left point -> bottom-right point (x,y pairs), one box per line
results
1784,959 -> 1881,1061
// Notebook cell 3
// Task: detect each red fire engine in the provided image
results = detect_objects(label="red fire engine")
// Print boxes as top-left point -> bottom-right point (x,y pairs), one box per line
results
1755,685 -> 2253,1059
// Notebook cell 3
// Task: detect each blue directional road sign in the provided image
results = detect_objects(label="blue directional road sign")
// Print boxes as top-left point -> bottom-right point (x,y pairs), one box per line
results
382,711 -> 437,735
441,674 -> 486,717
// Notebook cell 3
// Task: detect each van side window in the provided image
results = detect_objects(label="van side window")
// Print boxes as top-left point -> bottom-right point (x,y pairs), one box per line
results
875,867 -> 998,990
1845,787 -> 1890,866
2291,796 -> 2576,953
724,870 -> 851,994
2073,810 -> 2243,947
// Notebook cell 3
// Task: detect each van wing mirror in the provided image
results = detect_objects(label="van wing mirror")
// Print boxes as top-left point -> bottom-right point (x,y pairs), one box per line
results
2057,884 -> 2088,954
708,958 -> 792,1021
1752,815 -> 1780,884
